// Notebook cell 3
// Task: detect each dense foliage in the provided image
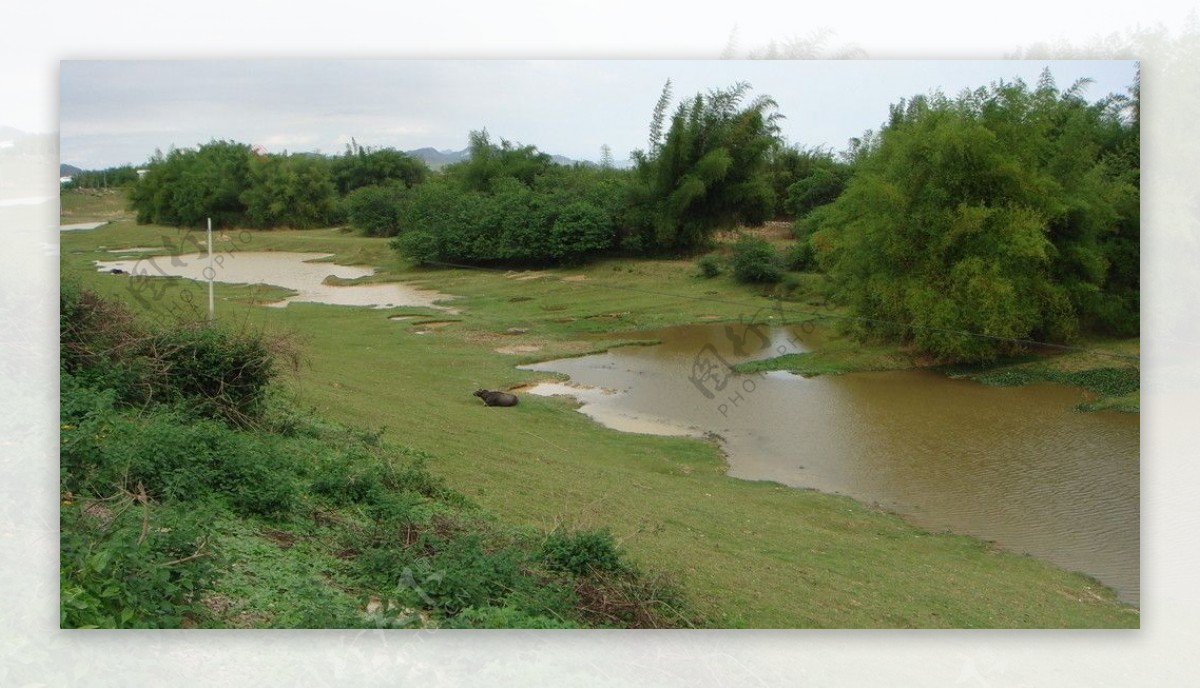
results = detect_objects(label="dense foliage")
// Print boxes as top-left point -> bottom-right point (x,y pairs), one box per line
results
729,236 -> 785,283
331,140 -> 428,195
624,81 -> 783,253
60,285 -> 696,629
809,71 -> 1139,362
130,140 -> 253,228
388,132 -> 626,265
129,140 -> 426,230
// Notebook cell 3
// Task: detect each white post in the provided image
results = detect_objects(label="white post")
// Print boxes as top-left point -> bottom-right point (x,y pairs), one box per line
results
207,217 -> 214,322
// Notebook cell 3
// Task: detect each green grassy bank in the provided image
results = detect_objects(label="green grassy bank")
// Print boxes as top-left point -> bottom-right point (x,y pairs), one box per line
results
60,198 -> 1139,627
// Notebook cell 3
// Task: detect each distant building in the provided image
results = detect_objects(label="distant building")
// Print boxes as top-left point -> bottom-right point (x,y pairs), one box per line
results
60,175 -> 73,185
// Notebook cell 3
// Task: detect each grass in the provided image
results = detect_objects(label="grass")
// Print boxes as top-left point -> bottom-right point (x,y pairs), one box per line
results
60,199 -> 1140,627
60,188 -> 134,224
935,341 -> 1141,413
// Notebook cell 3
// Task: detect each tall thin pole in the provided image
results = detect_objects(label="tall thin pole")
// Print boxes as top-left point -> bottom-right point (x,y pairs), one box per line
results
207,217 -> 214,322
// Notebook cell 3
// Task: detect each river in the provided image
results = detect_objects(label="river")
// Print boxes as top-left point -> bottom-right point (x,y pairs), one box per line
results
521,323 -> 1140,605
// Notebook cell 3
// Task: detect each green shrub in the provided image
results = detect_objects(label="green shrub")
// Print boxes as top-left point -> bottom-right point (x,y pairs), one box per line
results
145,324 -> 278,425
541,528 -> 623,576
786,240 -> 816,272
391,177 -> 618,266
730,236 -> 784,283
61,286 -> 282,426
696,254 -> 723,278
399,534 -> 528,616
346,184 -> 405,237
775,274 -> 803,298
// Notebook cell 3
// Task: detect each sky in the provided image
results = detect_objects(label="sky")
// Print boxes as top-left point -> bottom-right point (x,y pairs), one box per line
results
58,59 -> 1138,170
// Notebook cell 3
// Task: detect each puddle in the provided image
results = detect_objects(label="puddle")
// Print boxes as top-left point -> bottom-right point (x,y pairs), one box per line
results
94,251 -> 460,311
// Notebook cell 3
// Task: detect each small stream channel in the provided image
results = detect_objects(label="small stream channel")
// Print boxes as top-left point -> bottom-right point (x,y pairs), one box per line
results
521,323 -> 1140,605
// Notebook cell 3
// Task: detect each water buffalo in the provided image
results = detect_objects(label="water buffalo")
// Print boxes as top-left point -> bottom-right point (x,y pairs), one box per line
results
474,389 -> 519,407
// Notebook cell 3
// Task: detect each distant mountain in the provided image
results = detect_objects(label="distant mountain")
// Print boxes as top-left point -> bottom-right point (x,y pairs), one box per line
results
60,163 -> 84,177
405,147 -> 596,170
405,147 -> 468,170
551,154 -> 596,168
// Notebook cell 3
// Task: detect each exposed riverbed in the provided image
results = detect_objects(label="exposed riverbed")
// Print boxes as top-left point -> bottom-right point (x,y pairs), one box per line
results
521,323 -> 1140,604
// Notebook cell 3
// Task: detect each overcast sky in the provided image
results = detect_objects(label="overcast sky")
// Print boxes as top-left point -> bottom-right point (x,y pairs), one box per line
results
59,59 -> 1138,170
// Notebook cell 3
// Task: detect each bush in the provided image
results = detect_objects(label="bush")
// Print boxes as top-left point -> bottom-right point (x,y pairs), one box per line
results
730,236 -> 784,283
145,324 -> 279,425
785,240 -> 816,272
541,528 -> 624,576
346,184 -> 405,237
696,254 -> 723,278
392,178 -> 617,266
62,285 -> 284,426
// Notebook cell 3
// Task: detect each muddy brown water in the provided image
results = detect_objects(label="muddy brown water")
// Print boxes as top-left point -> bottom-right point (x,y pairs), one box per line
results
522,323 -> 1140,605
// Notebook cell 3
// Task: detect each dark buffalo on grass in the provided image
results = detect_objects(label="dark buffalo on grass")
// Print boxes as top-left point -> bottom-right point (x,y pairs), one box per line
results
474,389 -> 519,407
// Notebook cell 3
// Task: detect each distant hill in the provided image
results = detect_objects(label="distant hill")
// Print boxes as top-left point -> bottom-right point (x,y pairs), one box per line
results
60,163 -> 84,177
405,147 -> 468,170
405,147 -> 596,170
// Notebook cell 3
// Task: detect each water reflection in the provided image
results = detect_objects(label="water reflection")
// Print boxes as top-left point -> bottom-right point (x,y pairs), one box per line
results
522,323 -> 1139,604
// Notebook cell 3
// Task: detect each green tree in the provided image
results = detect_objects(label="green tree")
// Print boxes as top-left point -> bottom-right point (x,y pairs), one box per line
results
331,141 -> 428,195
763,145 -> 849,220
446,129 -> 554,193
811,73 -> 1139,362
129,140 -> 254,228
626,82 -> 782,253
241,153 -> 337,229
346,183 -> 407,237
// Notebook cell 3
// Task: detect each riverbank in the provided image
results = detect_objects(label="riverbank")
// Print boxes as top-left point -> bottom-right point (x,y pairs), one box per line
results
59,211 -> 1139,627
732,323 -> 1139,413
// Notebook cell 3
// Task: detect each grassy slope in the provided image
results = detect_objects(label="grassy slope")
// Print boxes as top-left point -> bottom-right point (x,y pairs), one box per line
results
60,203 -> 1138,627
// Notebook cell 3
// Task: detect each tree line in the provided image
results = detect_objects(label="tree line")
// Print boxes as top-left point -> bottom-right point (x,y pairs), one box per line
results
118,70 -> 1139,361
127,140 -> 428,230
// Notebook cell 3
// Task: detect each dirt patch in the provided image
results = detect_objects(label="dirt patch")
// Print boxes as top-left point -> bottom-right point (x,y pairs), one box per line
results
494,345 -> 543,355
698,314 -> 723,320
507,271 -> 552,281
562,274 -> 588,282
262,528 -> 298,549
